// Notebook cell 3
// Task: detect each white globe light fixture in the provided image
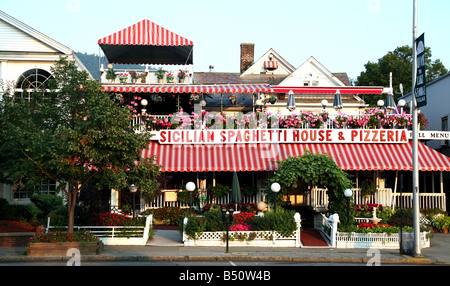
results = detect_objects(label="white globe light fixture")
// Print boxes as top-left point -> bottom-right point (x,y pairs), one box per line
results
344,188 -> 352,197
186,182 -> 196,214
271,183 -> 281,212
186,182 -> 196,192
321,99 -> 328,109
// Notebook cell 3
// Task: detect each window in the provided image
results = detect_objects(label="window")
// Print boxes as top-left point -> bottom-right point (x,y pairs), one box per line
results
442,116 -> 449,146
15,68 -> 54,101
13,180 -> 57,199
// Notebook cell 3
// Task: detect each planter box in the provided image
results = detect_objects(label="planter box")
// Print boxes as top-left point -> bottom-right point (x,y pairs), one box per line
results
27,241 -> 103,256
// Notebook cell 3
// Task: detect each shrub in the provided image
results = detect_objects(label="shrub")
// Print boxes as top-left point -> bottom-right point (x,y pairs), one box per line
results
30,230 -> 100,243
203,210 -> 224,231
30,194 -> 63,218
233,212 -> 255,225
153,207 -> 186,225
230,223 -> 251,231
88,212 -> 131,226
250,209 -> 297,237
183,215 -> 205,239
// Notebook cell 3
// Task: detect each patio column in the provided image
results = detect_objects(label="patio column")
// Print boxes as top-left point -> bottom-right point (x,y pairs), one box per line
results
110,189 -> 120,212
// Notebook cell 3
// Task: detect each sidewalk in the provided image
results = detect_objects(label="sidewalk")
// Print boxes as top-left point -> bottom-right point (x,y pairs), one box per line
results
1,231 -> 448,265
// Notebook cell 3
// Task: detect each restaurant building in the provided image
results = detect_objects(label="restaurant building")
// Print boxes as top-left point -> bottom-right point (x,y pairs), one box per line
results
97,18 -> 450,215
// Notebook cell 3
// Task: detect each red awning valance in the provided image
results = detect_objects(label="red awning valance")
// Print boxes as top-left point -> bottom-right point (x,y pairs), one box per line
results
264,61 -> 278,69
141,141 -> 450,172
103,84 -> 272,94
272,86 -> 384,95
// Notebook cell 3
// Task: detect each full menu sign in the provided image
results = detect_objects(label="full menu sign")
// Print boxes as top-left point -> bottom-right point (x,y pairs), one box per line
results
415,33 -> 427,107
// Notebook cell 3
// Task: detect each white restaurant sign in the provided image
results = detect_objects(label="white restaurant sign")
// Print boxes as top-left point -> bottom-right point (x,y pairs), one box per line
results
152,129 -> 450,145
155,129 -> 410,144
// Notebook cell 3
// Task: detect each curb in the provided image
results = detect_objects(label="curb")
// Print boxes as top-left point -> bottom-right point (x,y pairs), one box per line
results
0,255 -> 436,264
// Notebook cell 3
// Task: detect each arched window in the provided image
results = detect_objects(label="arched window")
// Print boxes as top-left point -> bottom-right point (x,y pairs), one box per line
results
15,68 -> 54,101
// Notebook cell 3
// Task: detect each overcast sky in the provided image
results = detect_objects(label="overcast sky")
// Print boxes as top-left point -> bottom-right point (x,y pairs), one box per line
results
2,0 -> 449,82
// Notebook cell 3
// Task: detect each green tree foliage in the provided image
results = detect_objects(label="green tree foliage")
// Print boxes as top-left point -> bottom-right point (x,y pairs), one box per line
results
0,57 -> 160,232
268,151 -> 354,225
355,45 -> 448,106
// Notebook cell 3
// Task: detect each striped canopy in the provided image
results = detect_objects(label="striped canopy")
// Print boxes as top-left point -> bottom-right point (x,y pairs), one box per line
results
98,19 -> 193,65
141,141 -> 450,172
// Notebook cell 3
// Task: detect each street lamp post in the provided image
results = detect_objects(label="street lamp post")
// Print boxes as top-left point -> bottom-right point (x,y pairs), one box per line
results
344,189 -> 353,226
186,182 -> 196,214
271,182 -> 281,212
221,207 -> 234,253
130,184 -> 138,219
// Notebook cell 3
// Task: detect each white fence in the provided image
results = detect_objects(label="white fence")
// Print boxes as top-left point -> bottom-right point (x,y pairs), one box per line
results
144,190 -> 264,210
311,188 -> 446,211
182,213 -> 302,247
46,215 -> 153,246
314,213 -> 430,249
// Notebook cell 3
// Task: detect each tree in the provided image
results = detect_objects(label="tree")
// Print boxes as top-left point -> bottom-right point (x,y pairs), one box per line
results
355,45 -> 448,106
0,57 -> 160,233
267,152 -> 354,225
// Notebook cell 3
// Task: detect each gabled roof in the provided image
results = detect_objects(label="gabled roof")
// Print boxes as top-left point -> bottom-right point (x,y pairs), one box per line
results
278,56 -> 347,87
0,10 -> 91,77
0,10 -> 73,55
240,48 -> 295,77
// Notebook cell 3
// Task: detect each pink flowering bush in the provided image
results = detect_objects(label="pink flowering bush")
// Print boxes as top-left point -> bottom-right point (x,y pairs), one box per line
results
230,223 -> 252,231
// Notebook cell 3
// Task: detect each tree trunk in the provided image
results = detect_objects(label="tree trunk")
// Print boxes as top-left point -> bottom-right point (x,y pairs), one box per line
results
67,182 -> 78,234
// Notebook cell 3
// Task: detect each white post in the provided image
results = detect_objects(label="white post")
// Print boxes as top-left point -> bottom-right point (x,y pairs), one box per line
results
412,0 -> 421,257
295,212 -> 301,247
328,213 -> 339,248
143,214 -> 153,240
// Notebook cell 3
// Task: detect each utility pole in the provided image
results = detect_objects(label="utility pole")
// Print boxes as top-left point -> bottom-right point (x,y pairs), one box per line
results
411,0 -> 421,257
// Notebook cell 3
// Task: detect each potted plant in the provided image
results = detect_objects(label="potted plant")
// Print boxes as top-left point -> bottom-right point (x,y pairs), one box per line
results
119,72 -> 128,84
155,68 -> 166,83
129,70 -> 139,83
178,70 -> 188,83
139,72 -> 148,83
360,179 -> 377,202
229,94 -> 237,104
166,72 -> 174,83
105,68 -> 117,83
268,95 -> 277,104
433,216 -> 450,233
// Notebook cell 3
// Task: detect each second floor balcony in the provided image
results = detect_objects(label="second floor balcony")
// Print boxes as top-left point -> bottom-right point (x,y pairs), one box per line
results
131,108 -> 419,133
100,65 -> 193,85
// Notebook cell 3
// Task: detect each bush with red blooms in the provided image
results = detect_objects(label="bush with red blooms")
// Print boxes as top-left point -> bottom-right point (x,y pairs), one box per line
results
88,212 -> 131,226
233,212 -> 255,225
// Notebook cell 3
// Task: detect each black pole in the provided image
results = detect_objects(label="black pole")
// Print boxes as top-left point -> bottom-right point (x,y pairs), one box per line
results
274,192 -> 277,212
399,174 -> 404,254
347,197 -> 350,226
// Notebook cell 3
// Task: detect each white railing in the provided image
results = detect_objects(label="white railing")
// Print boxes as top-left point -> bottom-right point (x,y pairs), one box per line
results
131,112 -> 413,132
311,188 -> 446,211
144,190 -> 264,210
393,192 -> 447,211
100,67 -> 192,85
46,215 -> 153,245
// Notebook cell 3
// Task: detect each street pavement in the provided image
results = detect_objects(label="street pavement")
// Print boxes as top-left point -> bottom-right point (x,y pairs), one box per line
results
0,230 -> 449,265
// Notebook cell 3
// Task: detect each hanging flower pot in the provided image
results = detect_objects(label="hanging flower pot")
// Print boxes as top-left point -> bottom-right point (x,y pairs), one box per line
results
268,95 -> 277,104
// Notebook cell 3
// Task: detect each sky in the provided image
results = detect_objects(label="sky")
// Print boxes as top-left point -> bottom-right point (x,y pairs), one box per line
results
1,0 -> 449,82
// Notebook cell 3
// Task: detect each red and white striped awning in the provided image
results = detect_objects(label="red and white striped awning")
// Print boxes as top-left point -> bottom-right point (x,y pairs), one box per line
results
272,86 -> 384,95
102,84 -> 272,94
264,61 -> 278,69
141,141 -> 450,172
98,19 -> 193,46
98,19 -> 193,65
